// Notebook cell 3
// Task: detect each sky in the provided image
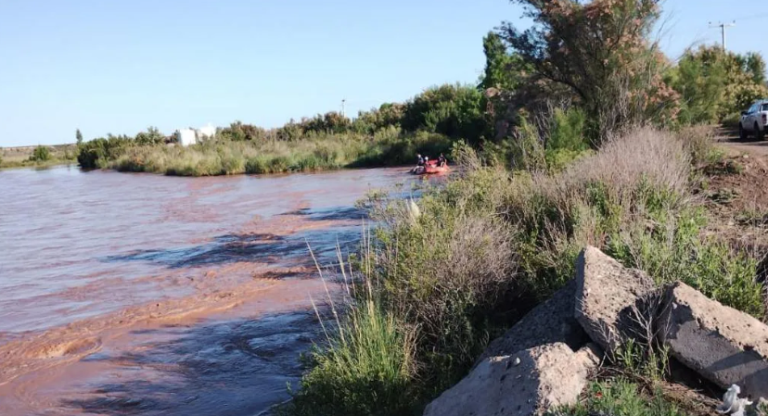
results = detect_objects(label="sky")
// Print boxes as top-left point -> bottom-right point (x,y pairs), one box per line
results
2,0 -> 768,147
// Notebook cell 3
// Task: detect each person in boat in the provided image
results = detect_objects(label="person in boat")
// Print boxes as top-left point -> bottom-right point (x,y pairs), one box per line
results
424,156 -> 430,166
438,154 -> 447,167
416,154 -> 425,166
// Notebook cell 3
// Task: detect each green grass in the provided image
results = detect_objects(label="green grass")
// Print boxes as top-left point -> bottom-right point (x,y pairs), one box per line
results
101,128 -> 452,176
280,297 -> 418,416
0,158 -> 75,170
1,145 -> 77,170
550,380 -> 687,416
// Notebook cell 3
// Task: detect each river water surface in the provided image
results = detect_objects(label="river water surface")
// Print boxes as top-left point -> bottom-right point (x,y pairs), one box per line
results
0,165 -> 415,415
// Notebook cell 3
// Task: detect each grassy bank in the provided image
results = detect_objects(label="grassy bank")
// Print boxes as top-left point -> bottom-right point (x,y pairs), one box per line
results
80,128 -> 452,176
0,144 -> 77,170
280,126 -> 764,416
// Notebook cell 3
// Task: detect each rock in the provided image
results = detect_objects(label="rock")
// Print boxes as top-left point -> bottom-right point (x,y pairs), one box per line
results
659,282 -> 768,399
574,246 -> 656,353
479,280 -> 589,362
423,343 -> 600,416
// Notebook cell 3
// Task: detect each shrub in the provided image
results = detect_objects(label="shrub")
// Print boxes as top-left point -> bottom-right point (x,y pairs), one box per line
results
499,0 -> 679,141
364,166 -> 518,393
281,295 -> 418,416
669,45 -> 768,123
30,145 -> 51,162
78,135 -> 134,169
401,84 -> 488,145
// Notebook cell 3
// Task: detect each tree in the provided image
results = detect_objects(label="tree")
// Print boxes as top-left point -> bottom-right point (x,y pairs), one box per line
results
498,0 -> 679,142
135,126 -> 166,145
401,84 -> 487,144
667,45 -> 729,124
745,52 -> 767,85
669,46 -> 768,123
479,32 -> 526,91
76,129 -> 83,145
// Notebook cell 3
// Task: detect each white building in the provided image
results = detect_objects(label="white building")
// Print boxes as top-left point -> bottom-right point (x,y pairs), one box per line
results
198,123 -> 216,139
176,124 -> 217,147
177,128 -> 198,147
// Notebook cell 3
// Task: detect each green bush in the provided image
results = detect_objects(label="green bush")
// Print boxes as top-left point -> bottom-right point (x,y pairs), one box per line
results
401,84 -> 488,145
280,298 -> 418,416
30,145 -> 51,162
361,166 -> 517,394
78,135 -> 134,169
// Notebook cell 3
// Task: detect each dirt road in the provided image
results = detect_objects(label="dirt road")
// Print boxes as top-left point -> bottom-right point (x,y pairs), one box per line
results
717,130 -> 768,155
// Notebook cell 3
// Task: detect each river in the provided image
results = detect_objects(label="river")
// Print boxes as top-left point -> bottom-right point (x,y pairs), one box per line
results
0,165 -> 416,415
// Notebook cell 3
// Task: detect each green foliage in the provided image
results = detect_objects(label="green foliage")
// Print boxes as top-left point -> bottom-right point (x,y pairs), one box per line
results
668,46 -> 729,124
357,167 -> 517,394
504,108 -> 590,172
285,127 -> 765,416
550,380 -> 687,416
352,103 -> 405,134
669,45 -> 768,124
218,121 -> 269,142
401,84 -> 488,145
30,145 -> 51,162
499,0 -> 678,141
109,129 -> 451,176
134,126 -> 166,146
76,129 -> 83,145
281,299 -> 417,416
77,135 -> 134,169
479,32 -> 527,91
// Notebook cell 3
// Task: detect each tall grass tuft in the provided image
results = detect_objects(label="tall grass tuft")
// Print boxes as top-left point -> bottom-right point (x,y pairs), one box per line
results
280,245 -> 419,416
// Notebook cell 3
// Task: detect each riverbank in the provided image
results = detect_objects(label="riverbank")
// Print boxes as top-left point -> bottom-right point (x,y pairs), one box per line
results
279,126 -> 768,416
0,144 -> 77,170
102,129 -> 452,177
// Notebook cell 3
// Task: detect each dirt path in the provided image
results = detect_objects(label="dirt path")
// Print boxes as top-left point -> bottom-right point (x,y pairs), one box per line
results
716,129 -> 768,156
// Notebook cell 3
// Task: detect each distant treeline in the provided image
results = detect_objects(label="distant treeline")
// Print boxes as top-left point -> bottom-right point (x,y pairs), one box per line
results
75,84 -> 489,174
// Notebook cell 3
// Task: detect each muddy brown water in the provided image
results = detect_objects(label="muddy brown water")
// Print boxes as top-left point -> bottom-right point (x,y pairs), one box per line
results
0,166 -> 419,415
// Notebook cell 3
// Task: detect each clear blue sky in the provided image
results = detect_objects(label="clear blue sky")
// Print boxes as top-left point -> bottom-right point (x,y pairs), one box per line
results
1,0 -> 768,146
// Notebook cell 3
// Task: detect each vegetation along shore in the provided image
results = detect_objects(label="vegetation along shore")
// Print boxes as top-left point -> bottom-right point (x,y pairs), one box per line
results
272,0 -> 768,415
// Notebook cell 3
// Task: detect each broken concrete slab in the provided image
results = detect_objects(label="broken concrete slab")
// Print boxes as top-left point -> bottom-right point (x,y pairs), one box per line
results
423,343 -> 601,416
659,282 -> 768,399
479,280 -> 589,362
574,246 -> 656,353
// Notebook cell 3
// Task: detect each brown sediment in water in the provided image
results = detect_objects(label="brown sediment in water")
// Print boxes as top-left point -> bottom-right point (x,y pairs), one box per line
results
0,166 -> 411,415
0,275 -> 334,415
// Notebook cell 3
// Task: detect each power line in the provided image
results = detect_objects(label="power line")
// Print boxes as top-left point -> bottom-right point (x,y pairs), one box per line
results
709,21 -> 735,50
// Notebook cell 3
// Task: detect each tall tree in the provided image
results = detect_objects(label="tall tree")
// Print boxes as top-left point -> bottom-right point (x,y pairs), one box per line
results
480,32 -> 528,91
498,0 -> 678,142
76,129 -> 83,145
745,52 -> 767,85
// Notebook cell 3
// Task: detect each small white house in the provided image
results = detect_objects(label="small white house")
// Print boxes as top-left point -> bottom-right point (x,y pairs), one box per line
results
176,124 -> 217,147
198,123 -> 216,139
177,128 -> 197,147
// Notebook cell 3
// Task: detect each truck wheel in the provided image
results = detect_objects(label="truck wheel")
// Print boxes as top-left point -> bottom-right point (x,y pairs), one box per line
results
756,123 -> 765,140
740,123 -> 748,140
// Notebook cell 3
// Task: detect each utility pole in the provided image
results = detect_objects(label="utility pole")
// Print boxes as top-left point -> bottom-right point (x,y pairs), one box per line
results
709,21 -> 736,51
341,99 -> 346,117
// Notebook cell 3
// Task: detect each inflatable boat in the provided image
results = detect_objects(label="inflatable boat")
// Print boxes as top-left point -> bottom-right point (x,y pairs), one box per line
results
411,160 -> 449,175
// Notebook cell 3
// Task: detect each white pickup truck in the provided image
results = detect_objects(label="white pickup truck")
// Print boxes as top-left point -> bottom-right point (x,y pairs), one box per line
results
739,99 -> 768,140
